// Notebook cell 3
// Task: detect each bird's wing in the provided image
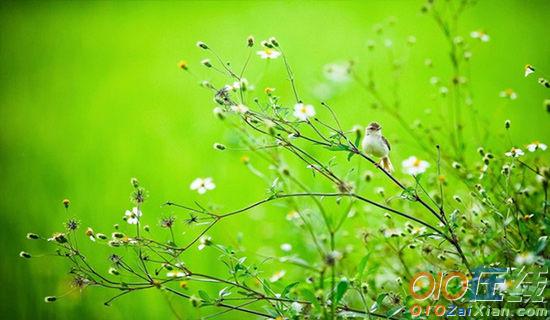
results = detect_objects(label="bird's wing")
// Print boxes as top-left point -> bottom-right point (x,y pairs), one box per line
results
382,136 -> 391,151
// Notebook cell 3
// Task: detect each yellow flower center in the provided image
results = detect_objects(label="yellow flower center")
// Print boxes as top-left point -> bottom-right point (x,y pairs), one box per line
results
413,159 -> 422,167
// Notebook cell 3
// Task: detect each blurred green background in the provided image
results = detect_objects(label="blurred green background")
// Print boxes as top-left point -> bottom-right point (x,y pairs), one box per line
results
1,1 -> 549,319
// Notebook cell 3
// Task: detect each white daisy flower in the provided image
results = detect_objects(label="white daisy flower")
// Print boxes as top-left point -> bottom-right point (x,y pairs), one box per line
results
280,243 -> 292,252
269,270 -> 286,282
293,103 -> 316,121
504,147 -> 524,158
230,104 -> 249,114
190,177 -> 216,194
257,48 -> 281,59
524,64 -> 535,77
124,207 -> 142,225
514,252 -> 535,265
402,156 -> 430,176
526,141 -> 547,152
499,88 -> 517,100
324,62 -> 351,83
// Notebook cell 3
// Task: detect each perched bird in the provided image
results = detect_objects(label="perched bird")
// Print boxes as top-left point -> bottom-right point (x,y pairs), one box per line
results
361,122 -> 394,173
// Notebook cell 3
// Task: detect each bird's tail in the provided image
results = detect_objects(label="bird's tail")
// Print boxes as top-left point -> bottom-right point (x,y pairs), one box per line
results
380,156 -> 394,173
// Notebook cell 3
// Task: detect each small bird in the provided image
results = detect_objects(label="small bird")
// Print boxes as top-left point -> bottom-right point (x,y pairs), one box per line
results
361,122 -> 394,173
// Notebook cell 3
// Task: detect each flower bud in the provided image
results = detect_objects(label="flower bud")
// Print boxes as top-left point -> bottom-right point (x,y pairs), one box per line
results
19,251 -> 32,259
452,161 -> 462,169
178,60 -> 188,70
108,267 -> 120,276
261,40 -> 273,48
453,195 -> 462,203
26,233 -> 39,240
63,199 -> 70,208
44,296 -> 57,303
213,107 -> 225,120
247,35 -> 254,47
505,120 -> 511,129
131,177 -> 139,188
201,59 -> 212,68
96,233 -> 107,240
269,37 -> 279,47
108,240 -> 121,247
213,143 -> 226,150
196,41 -> 208,50
361,282 -> 368,294
143,225 -> 150,232
112,232 -> 124,239
190,295 -> 201,307
544,99 -> 550,113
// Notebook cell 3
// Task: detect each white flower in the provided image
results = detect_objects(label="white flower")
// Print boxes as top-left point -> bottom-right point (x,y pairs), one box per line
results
291,301 -> 303,313
280,243 -> 292,252
504,147 -> 524,158
402,156 -> 430,176
190,177 -> 216,194
324,62 -> 351,83
230,104 -> 249,114
524,65 -> 535,77
499,88 -> 517,100
526,141 -> 547,152
293,103 -> 316,121
269,270 -> 286,282
198,236 -> 212,251
514,252 -> 535,265
257,48 -> 281,59
384,39 -> 393,47
470,30 -> 490,42
124,207 -> 142,225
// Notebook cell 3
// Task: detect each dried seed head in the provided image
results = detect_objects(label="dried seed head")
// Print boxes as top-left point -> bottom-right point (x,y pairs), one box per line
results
63,199 -> 70,208
505,120 -> 511,129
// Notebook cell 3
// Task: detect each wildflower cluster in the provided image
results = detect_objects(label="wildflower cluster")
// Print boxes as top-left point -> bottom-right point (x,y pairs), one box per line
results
23,2 -> 548,319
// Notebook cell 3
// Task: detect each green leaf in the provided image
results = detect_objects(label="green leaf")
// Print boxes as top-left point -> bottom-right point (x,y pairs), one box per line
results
355,253 -> 371,280
347,151 -> 355,161
282,282 -> 300,297
198,290 -> 210,302
334,280 -> 349,304
386,306 -> 404,317
301,289 -> 319,307
536,236 -> 548,254
325,144 -> 349,152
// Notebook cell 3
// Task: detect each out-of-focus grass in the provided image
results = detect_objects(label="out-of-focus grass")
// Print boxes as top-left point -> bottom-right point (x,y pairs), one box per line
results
0,1 -> 548,318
